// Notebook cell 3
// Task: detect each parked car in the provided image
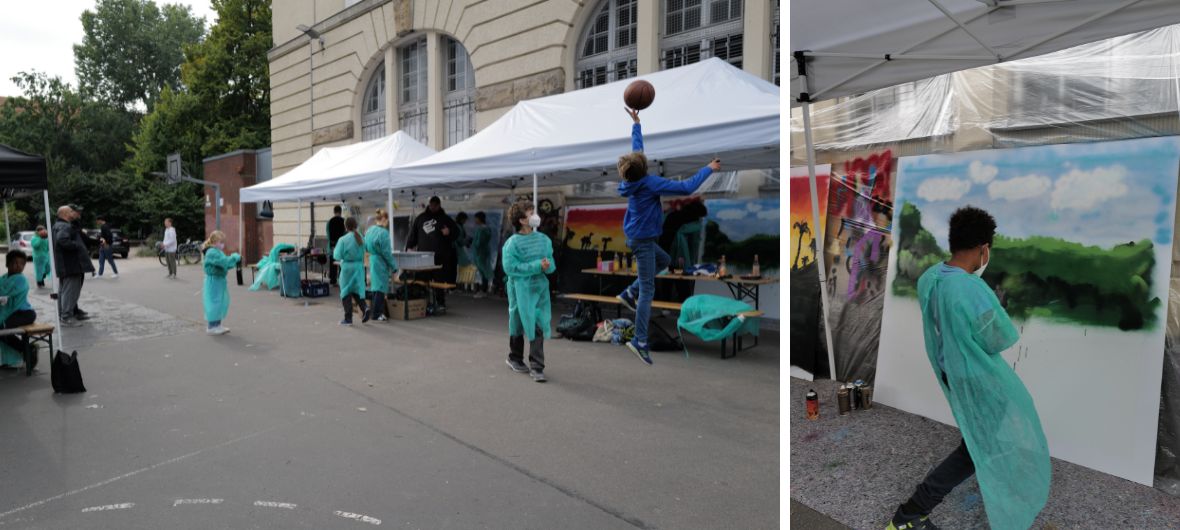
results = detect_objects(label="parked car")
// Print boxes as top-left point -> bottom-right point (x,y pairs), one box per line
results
84,228 -> 130,259
8,231 -> 35,257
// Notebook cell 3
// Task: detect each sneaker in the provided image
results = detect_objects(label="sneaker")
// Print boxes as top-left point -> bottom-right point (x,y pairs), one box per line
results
616,289 -> 637,312
339,319 -> 352,326
206,327 -> 220,335
74,313 -> 91,321
214,326 -> 230,335
361,308 -> 371,323
530,370 -> 547,383
60,318 -> 82,328
626,340 -> 653,365
473,291 -> 486,299
376,314 -> 387,322
886,516 -> 940,530
111,274 -> 119,279
506,358 -> 529,374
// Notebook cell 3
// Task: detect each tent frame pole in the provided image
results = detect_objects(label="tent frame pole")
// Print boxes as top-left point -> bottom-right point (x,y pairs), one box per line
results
387,188 -> 395,251
297,198 -> 302,250
43,191 -> 62,351
796,54 -> 839,381
926,0 -> 1001,60
1004,0 -> 1145,59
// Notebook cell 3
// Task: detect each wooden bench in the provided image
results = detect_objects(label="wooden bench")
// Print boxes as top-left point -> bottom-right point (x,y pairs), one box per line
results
0,323 -> 54,376
559,293 -> 763,359
389,278 -> 457,290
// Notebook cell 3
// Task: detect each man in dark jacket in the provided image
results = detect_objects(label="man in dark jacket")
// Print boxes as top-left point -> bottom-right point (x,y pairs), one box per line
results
327,205 -> 346,285
406,196 -> 460,312
53,205 -> 94,327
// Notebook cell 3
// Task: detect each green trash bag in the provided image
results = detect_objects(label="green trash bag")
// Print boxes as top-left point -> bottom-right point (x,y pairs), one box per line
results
677,294 -> 760,344
249,243 -> 295,291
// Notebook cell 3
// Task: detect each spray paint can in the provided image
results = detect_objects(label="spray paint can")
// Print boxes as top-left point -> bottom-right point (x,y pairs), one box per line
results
861,384 -> 873,410
836,385 -> 851,416
852,379 -> 865,410
806,389 -> 819,420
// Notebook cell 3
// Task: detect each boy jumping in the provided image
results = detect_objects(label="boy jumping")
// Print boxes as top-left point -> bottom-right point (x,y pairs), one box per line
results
616,108 -> 721,364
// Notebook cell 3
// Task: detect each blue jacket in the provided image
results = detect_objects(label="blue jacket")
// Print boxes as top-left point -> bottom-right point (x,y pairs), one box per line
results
617,123 -> 713,240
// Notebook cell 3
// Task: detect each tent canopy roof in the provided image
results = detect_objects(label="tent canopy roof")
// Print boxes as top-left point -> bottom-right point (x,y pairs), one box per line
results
240,131 -> 436,203
389,58 -> 780,193
790,0 -> 1180,104
0,144 -> 48,197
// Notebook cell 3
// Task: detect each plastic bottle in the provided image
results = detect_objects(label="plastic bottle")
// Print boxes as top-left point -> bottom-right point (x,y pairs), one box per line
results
752,255 -> 761,277
596,251 -> 603,271
630,253 -> 638,273
718,255 -> 728,278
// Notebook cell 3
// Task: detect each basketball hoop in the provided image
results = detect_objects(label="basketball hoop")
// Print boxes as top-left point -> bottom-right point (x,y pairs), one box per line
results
166,153 -> 183,184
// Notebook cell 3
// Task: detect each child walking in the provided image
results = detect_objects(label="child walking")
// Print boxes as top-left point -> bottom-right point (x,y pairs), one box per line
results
616,107 -> 720,364
363,209 -> 398,321
202,231 -> 241,335
502,201 -> 556,383
0,252 -> 36,369
335,217 -> 370,325
31,225 -> 50,288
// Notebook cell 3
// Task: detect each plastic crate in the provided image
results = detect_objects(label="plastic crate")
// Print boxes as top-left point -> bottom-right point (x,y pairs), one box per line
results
393,251 -> 435,269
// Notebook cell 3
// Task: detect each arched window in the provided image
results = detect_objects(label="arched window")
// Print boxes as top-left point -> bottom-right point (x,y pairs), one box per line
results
443,37 -> 476,147
661,0 -> 743,71
361,63 -> 386,141
398,38 -> 429,145
574,0 -> 638,90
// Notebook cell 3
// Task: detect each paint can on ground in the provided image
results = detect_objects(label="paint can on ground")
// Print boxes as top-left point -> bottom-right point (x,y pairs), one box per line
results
806,389 -> 819,420
861,384 -> 873,410
836,385 -> 850,416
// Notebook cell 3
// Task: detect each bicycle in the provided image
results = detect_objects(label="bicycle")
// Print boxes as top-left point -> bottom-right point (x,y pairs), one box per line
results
158,239 -> 203,267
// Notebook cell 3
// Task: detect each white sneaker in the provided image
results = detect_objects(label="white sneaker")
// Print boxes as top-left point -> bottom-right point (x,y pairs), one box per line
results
473,291 -> 486,299
206,327 -> 220,335
111,274 -> 119,279
376,314 -> 387,322
208,326 -> 230,335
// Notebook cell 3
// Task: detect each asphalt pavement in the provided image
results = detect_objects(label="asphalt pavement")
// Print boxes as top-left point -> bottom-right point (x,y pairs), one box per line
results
0,256 -> 780,529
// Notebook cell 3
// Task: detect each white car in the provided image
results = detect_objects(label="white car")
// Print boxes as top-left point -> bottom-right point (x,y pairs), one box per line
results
8,231 -> 35,257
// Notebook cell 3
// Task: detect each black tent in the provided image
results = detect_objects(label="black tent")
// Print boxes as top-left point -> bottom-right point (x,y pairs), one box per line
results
0,143 -> 61,351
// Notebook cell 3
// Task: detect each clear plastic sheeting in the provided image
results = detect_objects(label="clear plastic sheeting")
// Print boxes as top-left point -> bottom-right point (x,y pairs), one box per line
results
1160,279 -> 1180,496
791,24 -> 1180,157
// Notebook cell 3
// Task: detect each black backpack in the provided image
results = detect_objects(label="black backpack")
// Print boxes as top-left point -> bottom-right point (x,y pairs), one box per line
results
51,350 -> 87,394
557,302 -> 603,341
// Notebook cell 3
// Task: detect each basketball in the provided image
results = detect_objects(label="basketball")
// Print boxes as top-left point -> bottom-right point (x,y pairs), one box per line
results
624,80 -> 656,110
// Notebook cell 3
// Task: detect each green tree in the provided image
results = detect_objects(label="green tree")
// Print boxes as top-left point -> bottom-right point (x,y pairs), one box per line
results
74,0 -> 206,112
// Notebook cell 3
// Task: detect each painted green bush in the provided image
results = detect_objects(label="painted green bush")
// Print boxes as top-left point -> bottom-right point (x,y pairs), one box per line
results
891,201 -> 1159,330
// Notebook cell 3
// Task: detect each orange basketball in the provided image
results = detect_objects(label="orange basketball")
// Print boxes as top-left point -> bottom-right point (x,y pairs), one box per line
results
624,80 -> 656,110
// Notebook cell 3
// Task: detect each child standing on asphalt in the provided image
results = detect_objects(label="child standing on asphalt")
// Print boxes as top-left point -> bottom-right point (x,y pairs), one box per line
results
202,231 -> 241,335
502,201 -> 555,383
0,252 -> 36,368
334,217 -> 370,326
615,107 -> 720,364
30,225 -> 50,288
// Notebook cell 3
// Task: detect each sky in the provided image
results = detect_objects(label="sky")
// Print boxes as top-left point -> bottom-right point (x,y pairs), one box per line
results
0,0 -> 218,98
895,136 -> 1180,249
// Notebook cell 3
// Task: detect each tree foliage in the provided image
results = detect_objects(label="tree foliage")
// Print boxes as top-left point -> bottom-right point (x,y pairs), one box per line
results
74,0 -> 205,111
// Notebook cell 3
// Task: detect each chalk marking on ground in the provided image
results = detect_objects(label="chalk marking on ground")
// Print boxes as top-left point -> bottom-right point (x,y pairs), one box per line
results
173,498 -> 223,507
80,503 -> 134,513
0,421 -> 298,521
334,511 -> 382,525
253,501 -> 297,509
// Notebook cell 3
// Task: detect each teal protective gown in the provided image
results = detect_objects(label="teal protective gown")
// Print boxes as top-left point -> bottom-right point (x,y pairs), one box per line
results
677,294 -> 759,342
471,225 -> 493,282
30,235 -> 50,284
364,225 -> 397,294
502,231 -> 555,340
917,263 -> 1050,530
333,233 -> 367,300
203,247 -> 241,323
670,221 -> 703,268
250,243 -> 295,291
0,273 -> 31,365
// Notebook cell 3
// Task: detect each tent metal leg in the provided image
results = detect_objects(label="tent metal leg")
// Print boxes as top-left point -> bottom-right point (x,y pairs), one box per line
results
42,191 -> 62,352
803,101 -> 839,380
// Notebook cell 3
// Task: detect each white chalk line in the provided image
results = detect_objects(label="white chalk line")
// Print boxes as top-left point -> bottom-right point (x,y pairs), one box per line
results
254,501 -> 297,510
335,511 -> 382,525
173,498 -> 223,507
80,503 -> 134,513
0,422 -> 293,520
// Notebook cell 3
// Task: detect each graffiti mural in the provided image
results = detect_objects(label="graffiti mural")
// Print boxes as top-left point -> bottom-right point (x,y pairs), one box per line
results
789,166 -> 830,378
822,150 -> 896,383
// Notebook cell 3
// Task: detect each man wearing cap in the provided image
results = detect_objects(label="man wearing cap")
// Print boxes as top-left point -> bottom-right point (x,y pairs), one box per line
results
53,205 -> 94,327
406,196 -> 460,313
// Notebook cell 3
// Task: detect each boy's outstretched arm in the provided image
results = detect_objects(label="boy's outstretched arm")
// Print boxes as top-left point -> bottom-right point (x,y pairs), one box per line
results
646,158 -> 722,196
627,107 -> 643,152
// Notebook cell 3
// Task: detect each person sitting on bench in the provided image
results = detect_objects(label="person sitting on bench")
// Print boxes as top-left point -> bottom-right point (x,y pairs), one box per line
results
0,252 -> 36,368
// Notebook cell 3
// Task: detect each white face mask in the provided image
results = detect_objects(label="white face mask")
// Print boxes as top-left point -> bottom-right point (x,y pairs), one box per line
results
215,242 -> 226,250
974,246 -> 990,277
528,214 -> 541,229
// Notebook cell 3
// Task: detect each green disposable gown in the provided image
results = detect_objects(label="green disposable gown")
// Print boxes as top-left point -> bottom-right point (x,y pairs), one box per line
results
917,263 -> 1050,530
0,273 -> 31,365
677,294 -> 759,342
455,224 -> 472,267
471,225 -> 493,282
30,235 -> 50,284
502,231 -> 555,340
203,247 -> 241,323
250,243 -> 295,291
334,233 -> 367,300
670,221 -> 704,268
364,225 -> 398,294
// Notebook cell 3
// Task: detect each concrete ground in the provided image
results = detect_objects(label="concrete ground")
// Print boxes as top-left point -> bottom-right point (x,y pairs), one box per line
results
790,377 -> 1180,530
0,256 -> 779,529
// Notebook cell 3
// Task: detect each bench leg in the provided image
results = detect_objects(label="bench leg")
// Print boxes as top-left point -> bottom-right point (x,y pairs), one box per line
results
22,334 -> 32,376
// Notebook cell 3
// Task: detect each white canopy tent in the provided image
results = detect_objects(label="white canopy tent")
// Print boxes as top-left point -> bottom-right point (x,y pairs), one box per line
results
240,131 -> 436,252
389,58 -> 780,199
790,0 -> 1180,379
